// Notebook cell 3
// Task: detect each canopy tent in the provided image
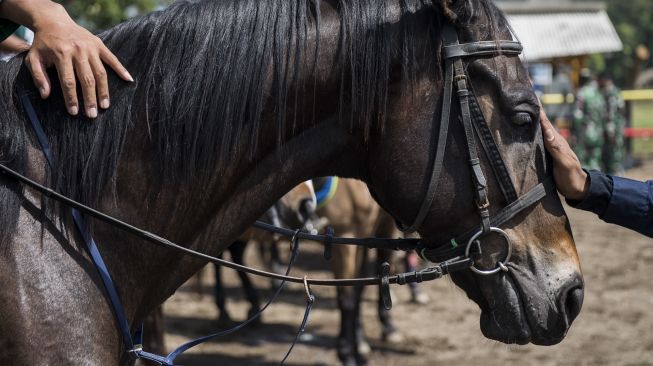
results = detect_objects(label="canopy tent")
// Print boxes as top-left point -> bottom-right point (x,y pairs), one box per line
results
497,1 -> 623,62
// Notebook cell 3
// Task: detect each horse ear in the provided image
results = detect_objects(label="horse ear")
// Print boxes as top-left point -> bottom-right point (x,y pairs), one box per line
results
437,0 -> 475,25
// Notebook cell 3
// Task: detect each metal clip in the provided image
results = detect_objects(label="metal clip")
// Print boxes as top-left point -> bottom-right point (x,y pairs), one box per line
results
303,275 -> 315,304
380,262 -> 392,311
127,345 -> 143,360
476,196 -> 490,210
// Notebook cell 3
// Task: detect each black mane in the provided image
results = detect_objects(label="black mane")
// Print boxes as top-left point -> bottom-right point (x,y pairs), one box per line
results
0,0 -> 509,244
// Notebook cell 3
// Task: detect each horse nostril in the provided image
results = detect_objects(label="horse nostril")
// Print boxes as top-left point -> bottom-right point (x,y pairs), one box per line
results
563,286 -> 584,325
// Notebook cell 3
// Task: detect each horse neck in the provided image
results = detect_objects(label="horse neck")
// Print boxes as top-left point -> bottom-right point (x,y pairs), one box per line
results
98,10 -> 349,313
101,0 -> 432,321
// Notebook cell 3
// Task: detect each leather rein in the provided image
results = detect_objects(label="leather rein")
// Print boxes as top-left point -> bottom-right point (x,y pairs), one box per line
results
0,24 -> 550,365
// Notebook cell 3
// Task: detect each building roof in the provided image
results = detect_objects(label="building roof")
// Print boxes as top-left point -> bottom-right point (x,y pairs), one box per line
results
498,1 -> 607,14
496,2 -> 623,61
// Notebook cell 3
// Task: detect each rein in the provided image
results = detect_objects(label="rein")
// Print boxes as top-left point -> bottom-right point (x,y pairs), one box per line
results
1,95 -> 472,366
0,24 -> 552,366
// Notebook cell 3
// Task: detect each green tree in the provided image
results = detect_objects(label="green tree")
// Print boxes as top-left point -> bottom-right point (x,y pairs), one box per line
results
575,0 -> 653,87
59,0 -> 169,31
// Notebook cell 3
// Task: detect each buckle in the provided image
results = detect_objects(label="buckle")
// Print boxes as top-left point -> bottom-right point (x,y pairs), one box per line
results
476,196 -> 490,210
127,344 -> 143,360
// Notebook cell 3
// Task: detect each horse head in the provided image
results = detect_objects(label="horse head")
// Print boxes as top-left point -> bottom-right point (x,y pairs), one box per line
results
364,0 -> 582,345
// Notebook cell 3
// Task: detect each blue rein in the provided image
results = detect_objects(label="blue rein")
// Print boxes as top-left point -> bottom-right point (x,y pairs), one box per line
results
20,94 -> 313,366
21,93 -> 141,356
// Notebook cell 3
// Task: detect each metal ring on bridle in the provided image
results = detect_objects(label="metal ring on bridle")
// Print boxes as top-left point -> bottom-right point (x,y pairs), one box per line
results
464,227 -> 512,275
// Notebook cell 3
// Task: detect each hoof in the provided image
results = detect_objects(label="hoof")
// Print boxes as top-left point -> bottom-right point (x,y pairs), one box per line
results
411,290 -> 430,305
357,340 -> 371,356
247,307 -> 263,326
382,330 -> 405,344
216,312 -> 235,328
355,354 -> 369,366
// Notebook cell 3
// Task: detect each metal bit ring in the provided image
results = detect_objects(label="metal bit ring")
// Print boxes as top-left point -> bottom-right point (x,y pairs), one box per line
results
464,227 -> 512,275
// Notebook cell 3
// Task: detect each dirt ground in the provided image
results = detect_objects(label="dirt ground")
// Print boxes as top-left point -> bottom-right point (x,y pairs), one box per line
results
162,161 -> 653,366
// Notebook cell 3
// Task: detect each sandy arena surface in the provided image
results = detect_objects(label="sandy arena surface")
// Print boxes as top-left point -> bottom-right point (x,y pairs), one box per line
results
162,161 -> 653,366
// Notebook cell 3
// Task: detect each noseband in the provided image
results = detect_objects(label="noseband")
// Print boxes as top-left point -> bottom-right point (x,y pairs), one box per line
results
0,24 -> 551,365
397,25 -> 551,275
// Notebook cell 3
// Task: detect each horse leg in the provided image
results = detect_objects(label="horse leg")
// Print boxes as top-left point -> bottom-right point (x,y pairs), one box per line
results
376,249 -> 404,344
230,241 -> 262,324
354,246 -> 371,363
268,239 -> 284,288
142,306 -> 166,359
353,283 -> 371,365
213,256 -> 232,326
190,265 -> 206,299
405,251 -> 430,304
333,243 -> 361,366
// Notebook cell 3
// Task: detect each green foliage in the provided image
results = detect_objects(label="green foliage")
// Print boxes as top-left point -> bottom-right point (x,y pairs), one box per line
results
59,0 -> 169,31
575,0 -> 653,87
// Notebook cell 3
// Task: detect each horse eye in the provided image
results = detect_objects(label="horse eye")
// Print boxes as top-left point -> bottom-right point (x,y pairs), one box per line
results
511,112 -> 532,126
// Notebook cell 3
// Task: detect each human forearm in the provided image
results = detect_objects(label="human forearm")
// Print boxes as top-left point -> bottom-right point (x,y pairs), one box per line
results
0,0 -> 69,31
602,176 -> 653,238
0,33 -> 29,52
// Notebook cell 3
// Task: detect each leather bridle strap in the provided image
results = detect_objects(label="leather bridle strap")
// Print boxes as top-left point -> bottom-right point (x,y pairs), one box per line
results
443,40 -> 523,59
398,24 -> 523,234
468,94 -> 519,203
0,158 -> 467,287
418,176 -> 553,263
396,38 -> 455,234
252,220 -> 419,250
449,30 -> 492,234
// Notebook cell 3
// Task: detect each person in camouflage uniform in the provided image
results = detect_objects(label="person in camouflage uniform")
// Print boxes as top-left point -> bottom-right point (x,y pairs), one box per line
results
571,71 -> 606,171
598,73 -> 626,175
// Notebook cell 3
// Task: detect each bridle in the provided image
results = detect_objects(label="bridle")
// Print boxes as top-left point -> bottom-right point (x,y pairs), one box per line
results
0,23 -> 551,366
397,24 -> 552,275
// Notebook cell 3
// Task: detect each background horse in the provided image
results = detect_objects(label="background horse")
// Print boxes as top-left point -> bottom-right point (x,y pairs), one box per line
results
213,180 -> 317,325
315,177 -> 409,366
142,180 -> 318,356
0,0 -> 583,364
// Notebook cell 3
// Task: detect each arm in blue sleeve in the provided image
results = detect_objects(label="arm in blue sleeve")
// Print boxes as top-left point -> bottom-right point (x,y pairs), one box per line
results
568,170 -> 653,238
602,176 -> 653,238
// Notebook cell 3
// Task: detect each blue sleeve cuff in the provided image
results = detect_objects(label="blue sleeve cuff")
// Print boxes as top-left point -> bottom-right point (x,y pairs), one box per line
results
566,170 -> 613,217
602,176 -> 653,237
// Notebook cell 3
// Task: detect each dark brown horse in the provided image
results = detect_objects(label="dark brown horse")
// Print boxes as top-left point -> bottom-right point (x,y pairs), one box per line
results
0,0 -> 582,364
